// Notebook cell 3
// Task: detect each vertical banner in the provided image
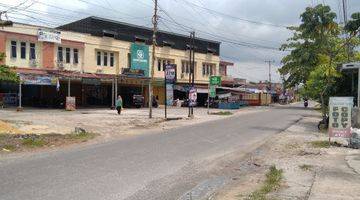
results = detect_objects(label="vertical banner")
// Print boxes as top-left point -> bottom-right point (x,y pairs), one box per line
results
165,64 -> 176,106
189,87 -> 197,107
166,84 -> 174,106
131,43 -> 149,77
66,97 -> 76,111
329,97 -> 353,138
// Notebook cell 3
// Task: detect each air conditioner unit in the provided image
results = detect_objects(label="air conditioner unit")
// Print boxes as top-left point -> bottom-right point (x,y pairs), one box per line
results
29,60 -> 37,67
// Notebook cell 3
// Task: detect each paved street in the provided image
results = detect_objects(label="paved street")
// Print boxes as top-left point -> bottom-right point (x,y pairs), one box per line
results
0,105 -> 311,200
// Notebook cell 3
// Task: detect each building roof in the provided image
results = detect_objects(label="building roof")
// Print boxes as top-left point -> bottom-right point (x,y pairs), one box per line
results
57,16 -> 220,55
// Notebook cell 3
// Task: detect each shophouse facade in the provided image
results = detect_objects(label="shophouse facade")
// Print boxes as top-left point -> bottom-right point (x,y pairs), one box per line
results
0,16 -> 221,108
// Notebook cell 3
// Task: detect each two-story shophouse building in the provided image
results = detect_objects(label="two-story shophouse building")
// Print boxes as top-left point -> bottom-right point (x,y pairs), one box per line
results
0,16 -> 221,108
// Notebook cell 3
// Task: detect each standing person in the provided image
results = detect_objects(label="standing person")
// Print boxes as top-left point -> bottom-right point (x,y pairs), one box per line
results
116,95 -> 123,115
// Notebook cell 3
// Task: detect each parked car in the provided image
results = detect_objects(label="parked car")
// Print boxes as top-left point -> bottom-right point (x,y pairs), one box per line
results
132,95 -> 144,108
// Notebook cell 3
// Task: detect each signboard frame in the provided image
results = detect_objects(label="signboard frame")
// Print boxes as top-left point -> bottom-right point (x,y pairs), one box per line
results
329,97 -> 353,139
130,43 -> 150,77
37,28 -> 61,44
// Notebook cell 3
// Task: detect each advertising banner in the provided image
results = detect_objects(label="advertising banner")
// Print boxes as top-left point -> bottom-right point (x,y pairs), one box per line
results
130,43 -> 149,77
189,87 -> 197,107
209,85 -> 216,98
210,76 -> 221,86
66,97 -> 76,111
20,75 -> 58,86
166,84 -> 174,106
165,64 -> 176,84
329,97 -> 353,138
38,29 -> 61,43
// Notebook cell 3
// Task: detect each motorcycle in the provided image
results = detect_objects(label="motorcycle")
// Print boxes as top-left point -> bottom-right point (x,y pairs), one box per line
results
304,100 -> 308,108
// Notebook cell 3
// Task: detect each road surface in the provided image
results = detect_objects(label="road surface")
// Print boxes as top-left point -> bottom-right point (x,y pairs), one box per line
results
0,105 -> 311,200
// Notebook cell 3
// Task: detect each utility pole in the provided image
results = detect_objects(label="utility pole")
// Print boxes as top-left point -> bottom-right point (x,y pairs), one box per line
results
265,60 -> 275,91
265,60 -> 274,105
149,0 -> 158,118
188,31 -> 195,117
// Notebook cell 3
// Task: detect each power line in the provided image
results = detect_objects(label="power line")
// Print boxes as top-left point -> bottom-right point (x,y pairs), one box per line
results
175,0 -> 288,28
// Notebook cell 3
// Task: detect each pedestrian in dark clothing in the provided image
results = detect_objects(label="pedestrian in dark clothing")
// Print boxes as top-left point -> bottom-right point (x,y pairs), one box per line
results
116,95 -> 123,115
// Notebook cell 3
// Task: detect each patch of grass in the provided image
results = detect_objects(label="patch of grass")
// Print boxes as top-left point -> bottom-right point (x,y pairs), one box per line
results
210,111 -> 233,116
247,165 -> 283,200
22,138 -> 46,148
2,144 -> 16,152
67,132 -> 96,142
310,140 -> 342,148
299,164 -> 313,171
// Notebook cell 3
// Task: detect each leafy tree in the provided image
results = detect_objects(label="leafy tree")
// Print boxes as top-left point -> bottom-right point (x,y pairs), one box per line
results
0,52 -> 18,82
345,12 -> 360,36
280,4 -> 360,114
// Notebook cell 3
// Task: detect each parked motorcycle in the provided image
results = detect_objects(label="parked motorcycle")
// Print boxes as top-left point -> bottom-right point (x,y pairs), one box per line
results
318,114 -> 329,131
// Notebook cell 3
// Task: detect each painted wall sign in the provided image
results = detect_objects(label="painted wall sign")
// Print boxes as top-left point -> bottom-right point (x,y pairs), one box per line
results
130,43 -> 149,77
329,97 -> 353,138
38,29 -> 61,43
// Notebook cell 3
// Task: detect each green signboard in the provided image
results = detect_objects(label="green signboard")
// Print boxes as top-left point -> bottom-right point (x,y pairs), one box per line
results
210,76 -> 221,86
131,43 -> 149,77
209,85 -> 216,98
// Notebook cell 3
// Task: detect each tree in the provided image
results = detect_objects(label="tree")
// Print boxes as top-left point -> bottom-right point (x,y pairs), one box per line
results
0,52 -> 19,82
279,5 -> 338,88
280,4 -> 360,115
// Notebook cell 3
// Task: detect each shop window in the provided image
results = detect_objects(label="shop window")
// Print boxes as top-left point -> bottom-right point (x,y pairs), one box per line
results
157,58 -> 172,71
202,63 -> 215,76
29,43 -> 36,60
73,49 -> 78,64
181,61 -> 191,74
11,41 -> 17,58
65,48 -> 70,63
103,52 -> 108,66
110,53 -> 114,67
97,51 -> 101,66
20,42 -> 26,59
58,47 -> 63,62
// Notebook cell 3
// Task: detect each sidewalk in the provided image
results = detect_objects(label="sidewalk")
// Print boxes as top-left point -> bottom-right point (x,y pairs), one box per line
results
214,115 -> 360,200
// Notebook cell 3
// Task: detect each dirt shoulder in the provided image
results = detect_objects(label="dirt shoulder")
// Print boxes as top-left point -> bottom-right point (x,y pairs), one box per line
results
213,116 -> 360,200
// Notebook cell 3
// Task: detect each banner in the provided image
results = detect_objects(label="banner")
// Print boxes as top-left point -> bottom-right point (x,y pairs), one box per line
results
20,75 -> 58,85
131,43 -> 149,77
165,64 -> 176,84
329,97 -> 353,138
209,85 -> 216,98
189,87 -> 197,107
210,76 -> 221,86
38,29 -> 61,43
166,84 -> 174,106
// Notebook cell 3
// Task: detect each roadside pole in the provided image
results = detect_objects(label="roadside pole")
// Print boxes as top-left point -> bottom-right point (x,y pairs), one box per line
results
164,71 -> 167,119
358,67 -> 360,107
18,78 -> 22,110
111,77 -> 115,109
207,82 -> 210,114
67,77 -> 71,97
191,31 -> 195,116
188,32 -> 192,118
149,0 -> 158,119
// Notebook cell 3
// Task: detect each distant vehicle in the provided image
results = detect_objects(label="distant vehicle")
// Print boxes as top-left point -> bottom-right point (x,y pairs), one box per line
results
304,100 -> 308,108
132,95 -> 144,108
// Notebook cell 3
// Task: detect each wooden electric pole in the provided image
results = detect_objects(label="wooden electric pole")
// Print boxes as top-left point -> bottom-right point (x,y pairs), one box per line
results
149,0 -> 158,118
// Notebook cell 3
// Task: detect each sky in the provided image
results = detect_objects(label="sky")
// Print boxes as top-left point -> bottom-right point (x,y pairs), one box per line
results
1,0 -> 360,83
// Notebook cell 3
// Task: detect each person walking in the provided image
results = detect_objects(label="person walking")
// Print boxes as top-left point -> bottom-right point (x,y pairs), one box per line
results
116,95 -> 123,115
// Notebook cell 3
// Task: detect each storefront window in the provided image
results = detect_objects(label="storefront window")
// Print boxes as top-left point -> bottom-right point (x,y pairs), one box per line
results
110,53 -> 114,67
58,47 -> 63,62
73,49 -> 78,64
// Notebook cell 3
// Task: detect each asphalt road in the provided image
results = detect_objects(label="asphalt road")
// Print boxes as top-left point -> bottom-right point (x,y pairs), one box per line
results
0,105 -> 311,200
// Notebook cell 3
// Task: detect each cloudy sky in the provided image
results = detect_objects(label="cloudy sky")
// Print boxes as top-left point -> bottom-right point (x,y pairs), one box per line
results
1,0 -> 360,82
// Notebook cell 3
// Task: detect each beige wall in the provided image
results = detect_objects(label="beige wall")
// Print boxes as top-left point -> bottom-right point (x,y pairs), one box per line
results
2,23 -> 220,85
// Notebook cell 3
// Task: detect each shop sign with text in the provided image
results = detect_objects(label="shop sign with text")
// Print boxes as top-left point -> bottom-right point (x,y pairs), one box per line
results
329,97 -> 353,138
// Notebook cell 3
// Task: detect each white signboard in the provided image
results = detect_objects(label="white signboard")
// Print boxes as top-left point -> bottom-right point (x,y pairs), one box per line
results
329,97 -> 353,138
38,29 -> 61,43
